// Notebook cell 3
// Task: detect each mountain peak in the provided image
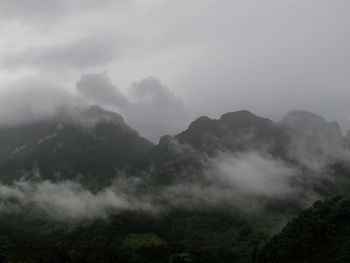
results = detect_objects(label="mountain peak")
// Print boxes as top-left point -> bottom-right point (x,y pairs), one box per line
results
219,110 -> 275,130
282,110 -> 327,124
55,104 -> 125,127
280,110 -> 342,137
0,104 -> 153,183
220,109 -> 257,121
176,109 -> 286,155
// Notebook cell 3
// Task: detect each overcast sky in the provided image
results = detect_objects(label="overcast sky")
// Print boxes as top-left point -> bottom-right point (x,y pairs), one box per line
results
1,0 -> 350,142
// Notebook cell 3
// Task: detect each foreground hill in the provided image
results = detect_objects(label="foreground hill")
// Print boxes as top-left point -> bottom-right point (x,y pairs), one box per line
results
0,210 -> 269,263
255,196 -> 350,263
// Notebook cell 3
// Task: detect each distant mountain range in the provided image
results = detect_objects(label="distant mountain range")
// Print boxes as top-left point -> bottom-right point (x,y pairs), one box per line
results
0,105 -> 349,186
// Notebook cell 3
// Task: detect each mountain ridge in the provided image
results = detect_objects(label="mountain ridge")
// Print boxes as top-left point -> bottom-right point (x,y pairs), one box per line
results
0,104 -> 154,186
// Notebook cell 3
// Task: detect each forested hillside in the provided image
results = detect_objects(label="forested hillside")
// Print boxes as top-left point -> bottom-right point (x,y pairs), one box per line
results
255,196 -> 350,263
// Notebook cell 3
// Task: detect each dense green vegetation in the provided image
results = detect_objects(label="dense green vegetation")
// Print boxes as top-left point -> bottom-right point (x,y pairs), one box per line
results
0,197 -> 349,263
255,196 -> 350,263
0,210 -> 270,263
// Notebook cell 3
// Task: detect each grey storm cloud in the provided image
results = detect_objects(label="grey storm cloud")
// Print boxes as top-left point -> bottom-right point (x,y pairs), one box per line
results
2,37 -> 121,71
0,0 -> 67,24
0,0 -> 117,26
0,78 -> 82,126
0,72 -> 188,142
76,72 -> 129,106
76,73 -> 190,142
126,76 -> 190,141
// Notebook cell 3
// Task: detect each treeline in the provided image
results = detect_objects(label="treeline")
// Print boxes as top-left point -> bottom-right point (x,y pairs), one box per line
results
254,196 -> 350,263
0,210 -> 268,263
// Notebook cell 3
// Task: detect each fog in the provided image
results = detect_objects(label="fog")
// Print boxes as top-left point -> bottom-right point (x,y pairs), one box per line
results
0,177 -> 157,220
0,79 -> 82,127
0,148 -> 324,220
76,73 -> 189,141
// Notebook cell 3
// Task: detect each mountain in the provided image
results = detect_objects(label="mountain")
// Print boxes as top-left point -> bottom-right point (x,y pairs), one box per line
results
147,110 -> 292,187
0,105 -> 153,186
280,111 -> 342,139
346,130 -> 350,149
175,110 -> 289,157
0,107 -> 349,263
280,110 -> 345,170
147,110 -> 350,200
255,196 -> 350,263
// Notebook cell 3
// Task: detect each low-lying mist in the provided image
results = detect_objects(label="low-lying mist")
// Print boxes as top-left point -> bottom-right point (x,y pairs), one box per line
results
0,146 -> 334,221
0,177 -> 157,220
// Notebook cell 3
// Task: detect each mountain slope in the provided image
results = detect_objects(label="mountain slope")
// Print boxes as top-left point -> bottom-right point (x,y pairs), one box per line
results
175,110 -> 289,157
0,108 -> 349,263
255,196 -> 350,263
0,105 -> 153,186
280,110 -> 345,170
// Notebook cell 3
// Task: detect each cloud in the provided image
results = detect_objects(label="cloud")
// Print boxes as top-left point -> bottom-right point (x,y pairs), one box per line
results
0,78 -> 81,126
2,37 -> 121,71
209,152 -> 297,197
0,178 -> 156,220
0,73 -> 188,142
76,73 -> 190,142
126,76 -> 189,141
76,72 -> 129,106
0,0 -> 118,26
0,0 -> 68,25
158,150 -> 317,214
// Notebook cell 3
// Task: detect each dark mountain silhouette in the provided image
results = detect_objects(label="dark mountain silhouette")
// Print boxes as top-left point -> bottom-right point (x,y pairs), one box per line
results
0,106 -> 349,263
175,110 -> 289,157
0,105 -> 153,186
